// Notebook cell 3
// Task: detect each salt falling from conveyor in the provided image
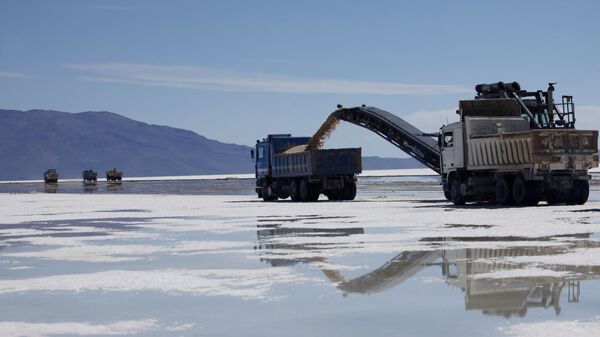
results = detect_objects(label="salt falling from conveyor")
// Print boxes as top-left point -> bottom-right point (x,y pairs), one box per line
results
283,113 -> 340,154
307,113 -> 340,150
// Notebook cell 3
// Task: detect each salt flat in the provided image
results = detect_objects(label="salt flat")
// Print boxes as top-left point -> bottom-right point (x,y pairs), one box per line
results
0,190 -> 599,337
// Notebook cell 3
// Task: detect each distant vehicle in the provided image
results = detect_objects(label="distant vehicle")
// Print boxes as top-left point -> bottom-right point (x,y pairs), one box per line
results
106,168 -> 123,181
82,170 -> 98,182
252,134 -> 362,202
43,169 -> 58,183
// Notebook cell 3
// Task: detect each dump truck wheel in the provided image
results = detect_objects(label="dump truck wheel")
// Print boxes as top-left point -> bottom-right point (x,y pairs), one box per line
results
450,180 -> 465,205
512,175 -> 531,206
526,189 -> 540,206
299,179 -> 310,202
305,183 -> 320,202
290,180 -> 301,202
443,188 -> 452,201
343,182 -> 357,201
546,191 -> 562,205
262,195 -> 276,202
442,179 -> 452,201
563,180 -> 588,205
330,188 -> 345,201
565,193 -> 577,205
572,180 -> 589,205
262,193 -> 277,202
496,176 -> 513,205
261,182 -> 277,202
309,186 -> 320,201
525,181 -> 540,206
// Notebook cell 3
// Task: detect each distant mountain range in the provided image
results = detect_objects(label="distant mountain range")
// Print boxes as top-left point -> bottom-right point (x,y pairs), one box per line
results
0,109 -> 423,180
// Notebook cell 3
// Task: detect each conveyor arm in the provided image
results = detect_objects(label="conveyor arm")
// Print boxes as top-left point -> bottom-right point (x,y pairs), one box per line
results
333,106 -> 441,174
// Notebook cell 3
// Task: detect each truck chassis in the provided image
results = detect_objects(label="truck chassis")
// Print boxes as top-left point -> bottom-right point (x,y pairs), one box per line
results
257,174 -> 357,202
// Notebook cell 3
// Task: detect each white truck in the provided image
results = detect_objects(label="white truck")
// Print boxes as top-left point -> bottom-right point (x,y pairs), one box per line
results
330,81 -> 598,206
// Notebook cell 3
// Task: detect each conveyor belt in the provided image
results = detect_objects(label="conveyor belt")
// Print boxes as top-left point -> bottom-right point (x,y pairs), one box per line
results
333,106 -> 441,174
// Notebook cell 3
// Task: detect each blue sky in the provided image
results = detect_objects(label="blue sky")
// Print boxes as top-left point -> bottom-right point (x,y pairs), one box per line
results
1,0 -> 600,157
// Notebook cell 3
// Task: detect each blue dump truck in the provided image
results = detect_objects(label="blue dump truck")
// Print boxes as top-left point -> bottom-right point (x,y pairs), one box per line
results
252,134 -> 362,202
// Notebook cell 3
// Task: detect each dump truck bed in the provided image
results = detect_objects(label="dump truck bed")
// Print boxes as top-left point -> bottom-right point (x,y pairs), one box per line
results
272,148 -> 362,178
466,129 -> 598,171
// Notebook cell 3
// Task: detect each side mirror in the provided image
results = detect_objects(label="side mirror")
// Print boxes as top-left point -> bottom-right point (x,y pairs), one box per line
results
250,149 -> 255,159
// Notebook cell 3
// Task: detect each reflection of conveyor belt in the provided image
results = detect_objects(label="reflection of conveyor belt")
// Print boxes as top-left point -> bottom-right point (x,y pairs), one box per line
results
323,251 -> 439,295
334,106 -> 441,174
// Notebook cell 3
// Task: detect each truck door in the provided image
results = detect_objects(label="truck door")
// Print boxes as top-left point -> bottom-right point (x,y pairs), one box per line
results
453,126 -> 464,168
442,130 -> 455,170
255,143 -> 270,178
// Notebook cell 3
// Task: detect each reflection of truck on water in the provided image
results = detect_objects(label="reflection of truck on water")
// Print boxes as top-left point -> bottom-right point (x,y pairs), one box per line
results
255,224 -> 600,316
326,81 -> 598,205
251,134 -> 361,201
106,168 -> 123,182
82,170 -> 97,183
43,169 -> 58,183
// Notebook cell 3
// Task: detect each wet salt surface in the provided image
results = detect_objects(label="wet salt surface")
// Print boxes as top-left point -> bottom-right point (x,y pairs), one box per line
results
0,178 -> 257,195
0,179 -> 599,336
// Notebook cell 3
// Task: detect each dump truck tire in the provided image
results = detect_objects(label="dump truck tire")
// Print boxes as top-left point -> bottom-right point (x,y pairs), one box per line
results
343,182 -> 357,200
289,180 -> 301,201
305,183 -> 320,202
443,188 -> 452,201
512,175 -> 534,206
572,180 -> 589,205
328,188 -> 345,201
496,176 -> 513,205
299,179 -> 310,202
261,182 -> 277,202
262,195 -> 277,202
526,183 -> 540,206
546,191 -> 563,205
450,180 -> 465,205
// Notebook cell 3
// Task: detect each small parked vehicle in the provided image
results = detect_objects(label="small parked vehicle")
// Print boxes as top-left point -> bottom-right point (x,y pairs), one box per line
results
43,169 -> 58,183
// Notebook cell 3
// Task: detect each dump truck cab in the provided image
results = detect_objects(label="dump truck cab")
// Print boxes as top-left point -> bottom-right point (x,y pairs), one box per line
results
440,122 -> 464,171
253,134 -> 310,180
